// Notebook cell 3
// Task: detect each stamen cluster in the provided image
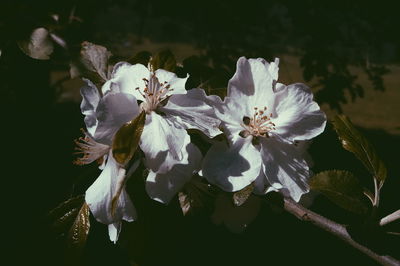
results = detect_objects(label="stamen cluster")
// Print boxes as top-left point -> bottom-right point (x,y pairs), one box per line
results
239,106 -> 276,139
73,129 -> 110,165
136,74 -> 173,113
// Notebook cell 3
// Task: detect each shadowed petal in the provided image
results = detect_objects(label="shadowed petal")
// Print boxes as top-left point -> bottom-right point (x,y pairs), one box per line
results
261,137 -> 310,202
227,57 -> 255,99
140,112 -> 188,173
145,142 -> 202,204
160,88 -> 221,137
80,79 -> 100,137
94,92 -> 139,145
202,137 -> 261,192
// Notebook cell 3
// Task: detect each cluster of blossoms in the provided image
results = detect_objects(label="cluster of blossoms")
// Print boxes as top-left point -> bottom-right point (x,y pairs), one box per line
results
75,56 -> 326,241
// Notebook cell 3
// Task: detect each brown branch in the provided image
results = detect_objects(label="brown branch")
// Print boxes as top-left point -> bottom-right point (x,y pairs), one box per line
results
283,198 -> 400,266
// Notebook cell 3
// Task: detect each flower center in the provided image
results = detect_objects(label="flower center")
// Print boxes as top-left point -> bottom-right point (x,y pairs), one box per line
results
239,106 -> 275,139
136,74 -> 173,113
73,129 -> 110,166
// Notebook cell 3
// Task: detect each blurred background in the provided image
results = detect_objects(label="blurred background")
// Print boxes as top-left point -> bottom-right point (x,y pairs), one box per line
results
1,0 -> 399,265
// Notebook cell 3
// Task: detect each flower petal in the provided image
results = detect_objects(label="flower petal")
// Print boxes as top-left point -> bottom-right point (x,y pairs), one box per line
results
94,92 -> 139,145
85,151 -> 137,224
145,142 -> 202,204
227,57 -> 255,99
271,83 -> 327,142
140,112 -> 188,173
214,96 -> 249,145
160,88 -> 222,138
108,222 -> 121,243
247,57 -> 278,109
253,167 -> 283,195
154,69 -> 187,96
261,137 -> 310,202
217,57 -> 280,144
202,137 -> 261,192
227,57 -> 278,110
109,62 -> 150,101
80,79 -> 100,137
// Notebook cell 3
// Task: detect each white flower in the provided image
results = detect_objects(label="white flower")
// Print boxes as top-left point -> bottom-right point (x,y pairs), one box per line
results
78,78 -> 140,242
202,57 -> 326,201
101,62 -> 221,204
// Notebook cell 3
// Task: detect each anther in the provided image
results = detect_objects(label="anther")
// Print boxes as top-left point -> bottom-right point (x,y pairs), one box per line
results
239,130 -> 251,138
243,116 -> 251,125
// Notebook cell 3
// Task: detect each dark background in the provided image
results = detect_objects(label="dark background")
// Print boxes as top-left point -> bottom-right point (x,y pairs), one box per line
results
1,0 -> 399,265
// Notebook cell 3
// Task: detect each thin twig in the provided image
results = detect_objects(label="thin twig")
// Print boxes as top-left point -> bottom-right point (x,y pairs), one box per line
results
283,198 -> 400,266
380,209 -> 400,227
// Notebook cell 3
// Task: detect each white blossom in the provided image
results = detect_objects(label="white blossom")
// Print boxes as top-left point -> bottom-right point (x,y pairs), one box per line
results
202,57 -> 326,201
78,78 -> 140,242
99,62 -> 221,204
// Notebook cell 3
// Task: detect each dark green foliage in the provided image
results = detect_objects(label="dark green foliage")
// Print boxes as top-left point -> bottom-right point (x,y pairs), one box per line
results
150,49 -> 176,72
333,115 -> 387,181
310,170 -> 369,215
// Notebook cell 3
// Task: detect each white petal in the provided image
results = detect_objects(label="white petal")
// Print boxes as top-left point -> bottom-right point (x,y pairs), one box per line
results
217,58 -> 280,144
261,137 -> 310,202
108,222 -> 121,243
227,57 -> 255,99
215,96 -> 249,145
110,62 -> 150,101
253,168 -> 268,195
253,166 -> 283,195
160,88 -> 222,137
211,192 -> 261,233
85,151 -> 137,224
202,137 -> 261,192
145,142 -> 202,204
101,79 -> 113,95
140,112 -> 187,173
80,79 -> 100,137
271,83 -> 327,142
227,57 -> 278,110
154,69 -> 188,96
94,92 -> 139,145
267,58 -> 280,84
247,58 -> 277,109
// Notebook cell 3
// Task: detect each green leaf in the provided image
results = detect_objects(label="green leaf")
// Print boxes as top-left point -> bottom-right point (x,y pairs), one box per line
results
178,175 -> 217,215
332,115 -> 387,181
127,51 -> 152,66
17,27 -> 54,60
233,182 -> 254,206
112,111 -> 146,165
310,170 -> 369,214
67,202 -> 90,251
150,49 -> 176,72
49,196 -> 90,260
48,195 -> 85,234
71,41 -> 112,87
